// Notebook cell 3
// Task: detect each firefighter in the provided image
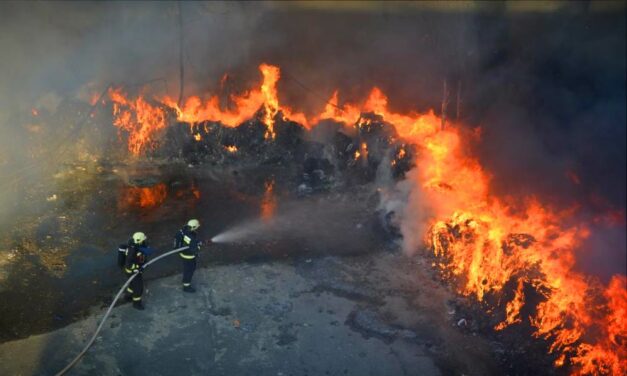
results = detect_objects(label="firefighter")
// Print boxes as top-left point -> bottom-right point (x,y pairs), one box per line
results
123,232 -> 153,310
175,219 -> 202,293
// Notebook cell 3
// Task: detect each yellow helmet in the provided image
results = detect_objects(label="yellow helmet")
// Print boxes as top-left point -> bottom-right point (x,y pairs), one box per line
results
133,232 -> 147,244
187,219 -> 200,231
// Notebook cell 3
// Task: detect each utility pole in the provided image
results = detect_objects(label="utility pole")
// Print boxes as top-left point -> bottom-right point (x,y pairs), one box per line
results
177,1 -> 185,107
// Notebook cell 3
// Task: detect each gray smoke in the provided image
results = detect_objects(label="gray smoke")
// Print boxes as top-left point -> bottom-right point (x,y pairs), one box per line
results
0,2 -> 624,276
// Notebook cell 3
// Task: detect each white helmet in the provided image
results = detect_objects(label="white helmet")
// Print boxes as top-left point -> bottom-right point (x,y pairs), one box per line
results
187,219 -> 200,231
133,232 -> 147,244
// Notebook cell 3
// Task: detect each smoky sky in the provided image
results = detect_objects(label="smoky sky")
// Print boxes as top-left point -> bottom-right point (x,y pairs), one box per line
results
0,2 -> 625,273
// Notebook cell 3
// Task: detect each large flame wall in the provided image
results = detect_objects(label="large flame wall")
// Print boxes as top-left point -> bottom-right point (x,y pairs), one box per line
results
105,64 -> 625,375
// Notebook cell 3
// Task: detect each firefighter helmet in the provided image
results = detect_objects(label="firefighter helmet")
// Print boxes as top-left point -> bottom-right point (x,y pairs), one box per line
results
133,232 -> 147,244
187,219 -> 200,231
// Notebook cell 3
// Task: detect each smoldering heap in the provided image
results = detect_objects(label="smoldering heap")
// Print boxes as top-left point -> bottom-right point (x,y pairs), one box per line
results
28,62 -> 625,376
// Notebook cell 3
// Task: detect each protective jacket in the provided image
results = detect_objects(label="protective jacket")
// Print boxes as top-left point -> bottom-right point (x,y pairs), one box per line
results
123,240 -> 153,273
175,225 -> 200,259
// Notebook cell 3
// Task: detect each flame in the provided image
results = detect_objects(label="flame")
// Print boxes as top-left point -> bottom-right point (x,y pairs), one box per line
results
495,278 -> 526,330
109,87 -> 167,156
391,147 -> 407,166
109,64 -> 311,155
260,64 -> 279,139
360,142 -> 368,155
173,182 -> 201,202
311,90 -> 362,125
192,186 -> 201,200
225,145 -> 238,153
316,86 -> 626,375
119,183 -> 167,209
397,147 -> 406,159
102,65 -> 626,373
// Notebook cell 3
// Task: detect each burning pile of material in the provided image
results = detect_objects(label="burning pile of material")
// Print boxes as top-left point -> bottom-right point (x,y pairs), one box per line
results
95,64 -> 624,375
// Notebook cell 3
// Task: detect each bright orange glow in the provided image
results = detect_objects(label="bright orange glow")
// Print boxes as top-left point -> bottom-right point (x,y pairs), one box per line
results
191,183 -> 201,200
314,86 -> 626,375
119,183 -> 167,209
495,278 -> 526,330
104,65 -> 626,374
260,179 -> 276,221
225,145 -> 238,153
109,64 -> 310,155
260,64 -> 279,139
109,87 -> 167,156
397,148 -> 406,159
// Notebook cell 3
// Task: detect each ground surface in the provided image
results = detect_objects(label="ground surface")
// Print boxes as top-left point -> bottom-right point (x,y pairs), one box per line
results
0,251 -> 497,376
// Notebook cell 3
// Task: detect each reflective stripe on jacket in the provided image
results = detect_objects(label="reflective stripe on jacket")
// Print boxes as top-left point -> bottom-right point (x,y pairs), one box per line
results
178,226 -> 199,259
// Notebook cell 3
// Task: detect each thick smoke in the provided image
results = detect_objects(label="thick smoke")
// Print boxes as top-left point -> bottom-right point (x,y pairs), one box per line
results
0,2 -> 624,275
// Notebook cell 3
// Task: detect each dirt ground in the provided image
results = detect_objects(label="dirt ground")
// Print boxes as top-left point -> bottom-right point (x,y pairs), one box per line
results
0,251 -> 498,376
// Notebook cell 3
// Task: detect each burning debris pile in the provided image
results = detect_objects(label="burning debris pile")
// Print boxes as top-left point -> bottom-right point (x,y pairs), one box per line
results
102,64 -> 416,193
66,63 -> 626,375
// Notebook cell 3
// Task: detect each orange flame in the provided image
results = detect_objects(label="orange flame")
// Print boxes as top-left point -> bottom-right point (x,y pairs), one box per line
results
103,66 -> 626,374
108,64 -> 310,155
397,147 -> 406,159
109,87 -> 168,156
225,145 -> 238,153
119,183 -> 167,209
317,86 -> 626,375
260,64 -> 279,139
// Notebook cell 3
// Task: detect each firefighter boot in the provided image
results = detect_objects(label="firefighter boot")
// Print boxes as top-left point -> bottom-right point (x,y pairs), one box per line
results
133,300 -> 145,310
183,285 -> 196,293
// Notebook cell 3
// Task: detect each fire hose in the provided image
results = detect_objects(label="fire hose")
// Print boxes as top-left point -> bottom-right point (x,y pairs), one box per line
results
55,245 -> 190,376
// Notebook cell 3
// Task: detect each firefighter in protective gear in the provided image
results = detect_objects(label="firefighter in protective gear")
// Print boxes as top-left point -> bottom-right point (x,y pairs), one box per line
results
175,219 -> 201,293
123,232 -> 154,310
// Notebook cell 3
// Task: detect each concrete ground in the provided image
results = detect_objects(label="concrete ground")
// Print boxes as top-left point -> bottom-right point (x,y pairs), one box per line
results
0,252 -> 497,376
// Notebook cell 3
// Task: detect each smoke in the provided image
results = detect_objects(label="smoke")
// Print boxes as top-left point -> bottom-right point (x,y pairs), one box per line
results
212,197 -> 377,253
0,3 -> 624,272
